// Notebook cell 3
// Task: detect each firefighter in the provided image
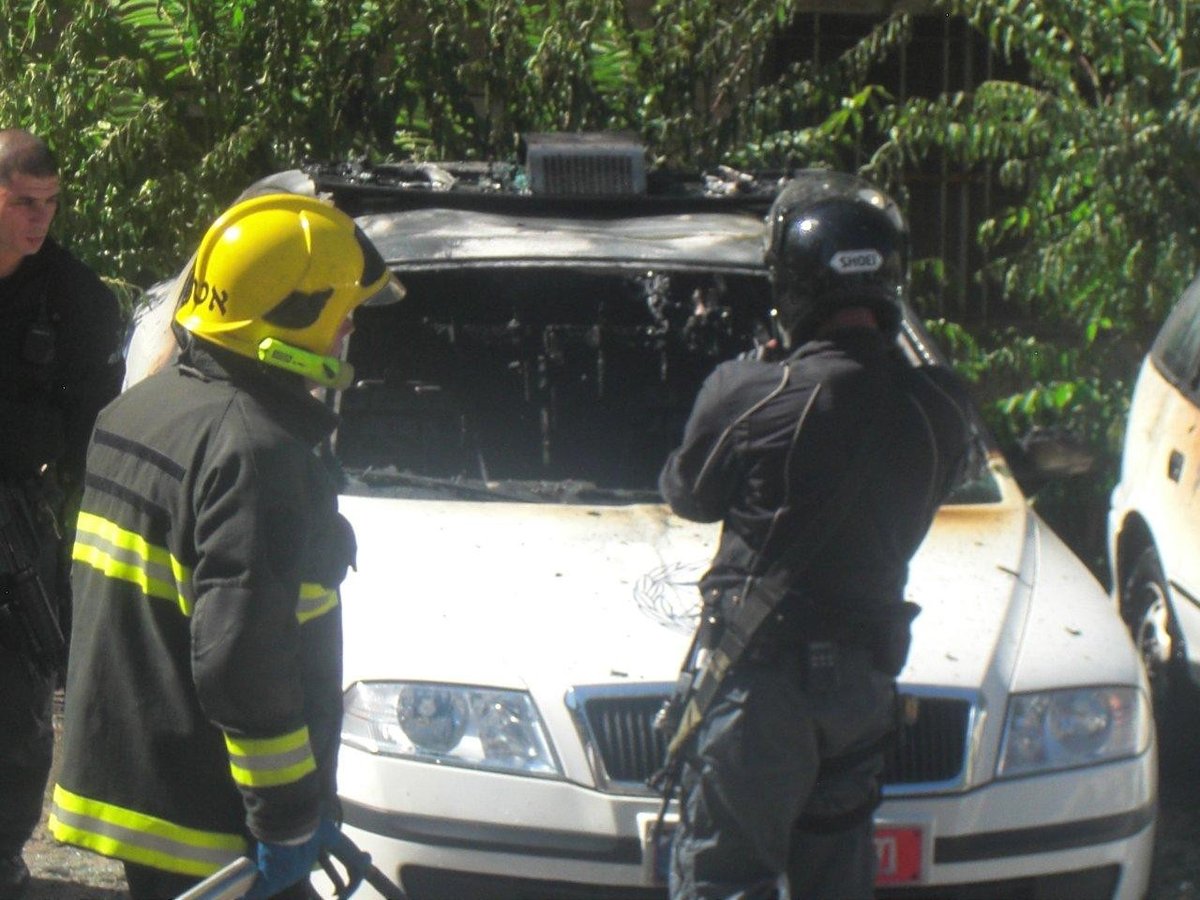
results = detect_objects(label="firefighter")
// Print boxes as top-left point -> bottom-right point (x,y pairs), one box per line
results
50,193 -> 401,899
659,172 -> 974,899
0,129 -> 124,900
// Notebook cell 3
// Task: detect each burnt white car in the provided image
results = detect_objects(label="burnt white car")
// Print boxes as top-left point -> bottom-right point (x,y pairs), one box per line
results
127,136 -> 1156,900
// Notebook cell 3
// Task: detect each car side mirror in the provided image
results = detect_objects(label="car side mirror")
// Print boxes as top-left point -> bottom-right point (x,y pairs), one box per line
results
1011,427 -> 1096,493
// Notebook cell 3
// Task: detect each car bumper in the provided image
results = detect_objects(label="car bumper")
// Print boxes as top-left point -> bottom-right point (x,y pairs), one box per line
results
327,745 -> 1155,900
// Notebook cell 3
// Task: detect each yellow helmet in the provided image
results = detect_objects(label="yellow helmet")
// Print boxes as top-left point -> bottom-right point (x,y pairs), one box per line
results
175,193 -> 401,387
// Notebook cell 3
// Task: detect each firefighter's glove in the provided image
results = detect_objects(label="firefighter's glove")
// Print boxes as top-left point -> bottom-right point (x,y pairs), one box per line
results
244,818 -> 339,899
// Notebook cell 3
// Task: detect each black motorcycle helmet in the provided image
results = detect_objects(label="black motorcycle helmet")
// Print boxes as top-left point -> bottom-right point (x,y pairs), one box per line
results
764,170 -> 908,346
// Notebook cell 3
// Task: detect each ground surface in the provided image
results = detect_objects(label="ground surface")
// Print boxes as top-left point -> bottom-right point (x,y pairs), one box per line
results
24,715 -> 1200,899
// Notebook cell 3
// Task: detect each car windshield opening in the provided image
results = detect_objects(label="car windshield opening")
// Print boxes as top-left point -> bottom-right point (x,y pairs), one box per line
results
336,266 -> 767,501
335,265 -> 999,505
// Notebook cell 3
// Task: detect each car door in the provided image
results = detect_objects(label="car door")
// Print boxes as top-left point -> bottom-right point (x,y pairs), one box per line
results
1132,276 -> 1200,671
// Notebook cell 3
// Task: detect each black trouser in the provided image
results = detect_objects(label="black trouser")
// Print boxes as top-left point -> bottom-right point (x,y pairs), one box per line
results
0,645 -> 54,859
123,862 -> 318,900
669,642 -> 895,900
0,483 -> 63,861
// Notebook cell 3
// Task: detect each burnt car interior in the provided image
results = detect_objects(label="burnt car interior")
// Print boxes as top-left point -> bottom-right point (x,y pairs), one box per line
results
302,135 -> 996,505
336,267 -> 773,498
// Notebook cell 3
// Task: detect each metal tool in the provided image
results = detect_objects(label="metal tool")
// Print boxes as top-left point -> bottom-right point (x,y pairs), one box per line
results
174,857 -> 258,900
172,833 -> 407,900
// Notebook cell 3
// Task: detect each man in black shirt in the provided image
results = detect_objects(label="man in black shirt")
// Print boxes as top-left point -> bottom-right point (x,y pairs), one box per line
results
0,129 -> 124,899
660,172 -> 973,899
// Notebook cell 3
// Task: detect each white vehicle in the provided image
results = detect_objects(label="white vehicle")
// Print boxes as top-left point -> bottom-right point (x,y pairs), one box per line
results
1109,272 -> 1200,753
129,136 -> 1156,900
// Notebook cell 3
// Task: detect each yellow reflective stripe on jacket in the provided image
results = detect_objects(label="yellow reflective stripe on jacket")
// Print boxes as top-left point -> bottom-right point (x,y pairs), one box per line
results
49,784 -> 245,878
73,512 -> 195,616
75,514 -> 337,625
297,582 -> 338,624
224,727 -> 317,788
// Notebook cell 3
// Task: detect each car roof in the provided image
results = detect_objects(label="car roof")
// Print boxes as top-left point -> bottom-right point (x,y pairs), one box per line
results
235,163 -> 952,368
243,162 -> 779,275
357,206 -> 769,274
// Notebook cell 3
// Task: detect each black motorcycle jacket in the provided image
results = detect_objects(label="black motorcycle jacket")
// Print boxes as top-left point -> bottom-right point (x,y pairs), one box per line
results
0,237 -> 124,486
51,342 -> 354,878
660,325 -> 973,635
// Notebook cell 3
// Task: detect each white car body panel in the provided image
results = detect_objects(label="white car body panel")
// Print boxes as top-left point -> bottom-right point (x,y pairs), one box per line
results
340,471 -> 1144,701
339,495 -> 710,691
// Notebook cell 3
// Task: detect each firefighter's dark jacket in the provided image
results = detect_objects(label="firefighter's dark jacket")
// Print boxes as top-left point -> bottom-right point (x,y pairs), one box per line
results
0,237 -> 124,485
51,341 -> 354,878
659,326 -> 973,636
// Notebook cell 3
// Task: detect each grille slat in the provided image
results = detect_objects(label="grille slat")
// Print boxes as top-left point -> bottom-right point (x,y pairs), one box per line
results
585,695 -> 671,783
582,692 -> 970,789
883,696 -> 970,784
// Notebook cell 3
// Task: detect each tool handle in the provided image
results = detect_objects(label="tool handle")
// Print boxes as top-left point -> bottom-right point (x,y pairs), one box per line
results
322,830 -> 408,900
363,864 -> 408,900
174,857 -> 259,900
170,833 -> 407,900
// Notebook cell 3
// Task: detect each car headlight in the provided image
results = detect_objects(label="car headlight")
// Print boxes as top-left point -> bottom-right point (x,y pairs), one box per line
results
341,682 -> 562,777
997,687 -> 1151,778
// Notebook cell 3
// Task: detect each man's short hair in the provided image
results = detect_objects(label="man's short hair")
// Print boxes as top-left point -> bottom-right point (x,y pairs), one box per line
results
0,130 -> 58,186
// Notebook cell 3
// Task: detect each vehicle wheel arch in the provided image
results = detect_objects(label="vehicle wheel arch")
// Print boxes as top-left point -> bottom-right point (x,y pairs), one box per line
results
1116,528 -> 1200,773
1114,512 -> 1155,601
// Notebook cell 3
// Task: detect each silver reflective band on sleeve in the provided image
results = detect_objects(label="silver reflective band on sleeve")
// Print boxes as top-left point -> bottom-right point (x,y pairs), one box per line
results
296,583 -> 339,624
224,728 -> 317,788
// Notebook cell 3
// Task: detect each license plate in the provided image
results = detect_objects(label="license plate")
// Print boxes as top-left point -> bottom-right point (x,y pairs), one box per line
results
874,826 -> 923,885
638,812 -> 677,886
640,815 -> 922,887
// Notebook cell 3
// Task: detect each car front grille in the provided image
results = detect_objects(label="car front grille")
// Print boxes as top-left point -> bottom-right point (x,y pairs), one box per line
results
578,689 -> 972,792
584,694 -> 670,784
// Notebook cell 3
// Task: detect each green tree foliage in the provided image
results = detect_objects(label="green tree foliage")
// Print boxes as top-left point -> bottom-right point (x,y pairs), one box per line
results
0,0 -> 874,280
884,0 -> 1200,362
870,0 -> 1200,570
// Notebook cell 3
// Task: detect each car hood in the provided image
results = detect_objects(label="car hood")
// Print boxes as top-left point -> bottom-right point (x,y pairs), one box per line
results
338,494 -> 710,690
337,485 -> 1138,699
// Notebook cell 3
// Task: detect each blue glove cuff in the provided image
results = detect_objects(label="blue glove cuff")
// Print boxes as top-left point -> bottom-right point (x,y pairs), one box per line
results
243,820 -> 332,900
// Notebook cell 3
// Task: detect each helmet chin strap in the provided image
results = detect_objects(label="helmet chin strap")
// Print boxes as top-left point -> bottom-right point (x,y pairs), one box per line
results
256,337 -> 355,390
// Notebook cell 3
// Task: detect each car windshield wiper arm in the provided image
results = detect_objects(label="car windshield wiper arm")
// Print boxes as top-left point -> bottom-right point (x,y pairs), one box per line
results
347,468 -> 661,504
351,468 -> 543,502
